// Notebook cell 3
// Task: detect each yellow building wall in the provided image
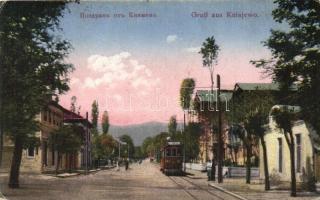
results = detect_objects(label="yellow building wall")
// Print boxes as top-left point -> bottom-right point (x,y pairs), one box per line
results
260,119 -> 314,182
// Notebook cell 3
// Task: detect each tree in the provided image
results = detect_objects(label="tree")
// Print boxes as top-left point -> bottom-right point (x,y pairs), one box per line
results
119,134 -> 134,159
168,115 -> 177,139
179,78 -> 196,110
185,122 -> 201,162
102,111 -> 109,134
229,89 -> 274,187
199,36 -> 222,182
49,125 -> 82,174
70,96 -> 77,113
0,2 -> 73,188
271,105 -> 299,196
91,100 -> 99,131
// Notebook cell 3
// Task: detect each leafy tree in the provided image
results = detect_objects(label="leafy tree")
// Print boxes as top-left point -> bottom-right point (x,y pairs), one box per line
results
179,78 -> 196,110
271,105 -> 299,196
199,36 -> 220,88
252,1 -> 320,196
168,115 -> 177,139
141,137 -> 154,157
199,36 -> 221,182
229,89 -> 274,187
119,134 -> 135,159
102,111 -> 109,134
70,96 -> 77,113
91,100 -> 99,131
0,2 -> 73,188
185,122 -> 201,162
49,125 -> 82,174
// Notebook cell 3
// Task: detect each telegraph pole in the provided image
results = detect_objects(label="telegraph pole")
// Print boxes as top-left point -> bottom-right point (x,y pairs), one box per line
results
86,112 -> 89,174
217,75 -> 223,183
183,110 -> 186,172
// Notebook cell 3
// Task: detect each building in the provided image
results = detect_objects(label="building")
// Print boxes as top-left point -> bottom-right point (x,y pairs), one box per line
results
260,105 -> 320,182
193,89 -> 233,164
0,101 -> 92,173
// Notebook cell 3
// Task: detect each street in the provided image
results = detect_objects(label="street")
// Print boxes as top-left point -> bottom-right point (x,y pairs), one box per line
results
0,161 -> 239,200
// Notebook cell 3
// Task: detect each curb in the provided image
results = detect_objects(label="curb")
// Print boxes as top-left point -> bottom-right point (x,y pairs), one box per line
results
208,183 -> 248,200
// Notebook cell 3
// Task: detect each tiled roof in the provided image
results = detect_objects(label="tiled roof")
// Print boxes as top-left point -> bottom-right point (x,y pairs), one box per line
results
234,82 -> 298,91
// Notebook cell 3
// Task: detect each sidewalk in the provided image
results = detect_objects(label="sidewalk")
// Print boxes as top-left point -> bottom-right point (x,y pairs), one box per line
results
186,169 -> 320,200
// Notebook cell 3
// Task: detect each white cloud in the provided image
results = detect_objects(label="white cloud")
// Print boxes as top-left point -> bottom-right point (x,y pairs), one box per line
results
82,52 -> 160,92
166,35 -> 178,43
184,46 -> 201,53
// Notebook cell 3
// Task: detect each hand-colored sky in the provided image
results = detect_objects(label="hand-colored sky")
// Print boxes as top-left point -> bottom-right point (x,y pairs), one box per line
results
58,0 -> 283,125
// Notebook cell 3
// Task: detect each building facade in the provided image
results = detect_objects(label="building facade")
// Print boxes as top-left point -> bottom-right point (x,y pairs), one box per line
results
260,108 -> 320,182
0,101 -> 92,174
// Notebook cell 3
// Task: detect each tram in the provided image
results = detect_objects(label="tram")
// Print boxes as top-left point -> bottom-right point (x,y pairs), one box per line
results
160,141 -> 183,176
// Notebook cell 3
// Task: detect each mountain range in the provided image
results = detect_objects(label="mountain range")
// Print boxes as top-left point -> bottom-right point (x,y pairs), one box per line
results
108,121 -> 169,146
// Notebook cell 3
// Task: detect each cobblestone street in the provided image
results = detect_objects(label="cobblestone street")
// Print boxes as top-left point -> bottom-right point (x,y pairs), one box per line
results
0,161 -> 238,200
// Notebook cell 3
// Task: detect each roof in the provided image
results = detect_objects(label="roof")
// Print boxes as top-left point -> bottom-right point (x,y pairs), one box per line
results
234,82 -> 298,91
48,101 -> 93,128
195,90 -> 233,102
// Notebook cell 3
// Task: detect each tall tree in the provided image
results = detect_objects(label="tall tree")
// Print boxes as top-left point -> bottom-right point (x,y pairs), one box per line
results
102,111 -> 109,134
271,105 -> 299,196
49,125 -> 82,174
179,78 -> 196,111
199,36 -> 222,182
91,100 -> 99,131
168,115 -> 177,139
229,89 -> 274,187
70,96 -> 77,113
0,2 -> 73,188
119,134 -> 135,159
252,0 -> 320,196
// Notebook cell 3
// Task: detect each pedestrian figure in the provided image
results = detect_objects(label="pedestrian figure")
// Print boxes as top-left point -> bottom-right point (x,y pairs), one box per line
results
125,159 -> 129,170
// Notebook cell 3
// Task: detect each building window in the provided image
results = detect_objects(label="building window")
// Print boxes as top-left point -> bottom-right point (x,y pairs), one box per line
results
27,146 -> 35,158
43,141 -> 48,166
296,134 -> 301,173
278,138 -> 283,173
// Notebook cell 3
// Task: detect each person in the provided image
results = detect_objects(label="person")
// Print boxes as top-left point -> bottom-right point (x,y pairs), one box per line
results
125,159 -> 129,170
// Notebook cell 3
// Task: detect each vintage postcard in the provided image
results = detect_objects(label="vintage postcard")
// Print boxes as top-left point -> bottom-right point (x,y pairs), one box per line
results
0,0 -> 320,199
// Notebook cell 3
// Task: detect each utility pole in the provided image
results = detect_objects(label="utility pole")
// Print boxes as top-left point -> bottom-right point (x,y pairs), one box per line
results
86,112 -> 89,175
217,75 -> 223,183
183,110 -> 186,172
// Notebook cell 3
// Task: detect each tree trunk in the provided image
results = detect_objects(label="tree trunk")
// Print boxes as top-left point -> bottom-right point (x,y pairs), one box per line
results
246,144 -> 251,184
55,152 -> 60,175
288,132 -> 297,197
211,159 -> 216,181
8,137 -> 23,188
261,136 -> 270,190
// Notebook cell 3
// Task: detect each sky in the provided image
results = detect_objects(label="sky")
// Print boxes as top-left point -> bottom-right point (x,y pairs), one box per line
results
58,0 -> 284,125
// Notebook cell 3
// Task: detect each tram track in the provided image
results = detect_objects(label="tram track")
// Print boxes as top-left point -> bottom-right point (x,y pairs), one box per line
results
167,175 -> 240,200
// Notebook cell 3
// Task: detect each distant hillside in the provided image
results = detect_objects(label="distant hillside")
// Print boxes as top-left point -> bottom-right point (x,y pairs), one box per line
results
108,121 -> 169,146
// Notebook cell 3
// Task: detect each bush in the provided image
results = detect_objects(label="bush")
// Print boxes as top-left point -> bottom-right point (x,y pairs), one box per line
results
269,170 -> 281,186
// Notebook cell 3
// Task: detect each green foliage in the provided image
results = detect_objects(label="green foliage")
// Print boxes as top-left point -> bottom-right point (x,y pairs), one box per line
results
119,134 -> 135,158
179,78 -> 195,110
1,1 -> 73,138
199,36 -> 220,68
253,0 -> 320,137
0,1 -> 74,187
270,105 -> 298,133
92,134 -> 116,160
185,122 -> 201,161
49,125 -> 82,155
102,111 -> 109,134
168,115 -> 177,139
91,100 -> 99,130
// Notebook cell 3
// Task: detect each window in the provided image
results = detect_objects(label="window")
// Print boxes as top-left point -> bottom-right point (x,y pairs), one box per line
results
278,138 -> 283,173
27,146 -> 35,157
296,134 -> 301,173
43,141 -> 47,166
